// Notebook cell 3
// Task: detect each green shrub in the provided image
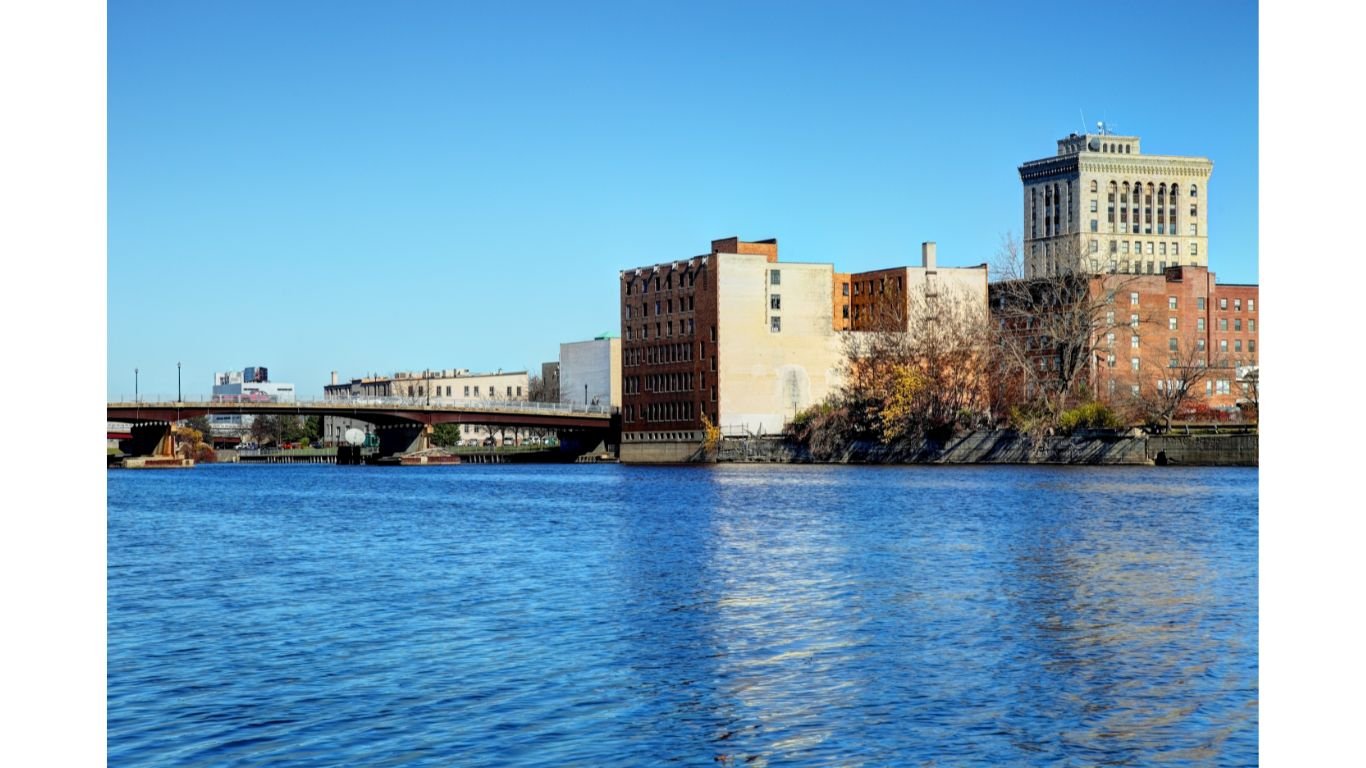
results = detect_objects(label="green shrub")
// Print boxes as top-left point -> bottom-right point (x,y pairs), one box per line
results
1057,401 -> 1123,434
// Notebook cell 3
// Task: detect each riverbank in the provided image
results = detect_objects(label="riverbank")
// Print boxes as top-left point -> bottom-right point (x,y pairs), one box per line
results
643,429 -> 1257,466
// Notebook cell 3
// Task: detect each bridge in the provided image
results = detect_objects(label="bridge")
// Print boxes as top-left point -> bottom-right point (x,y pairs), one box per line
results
107,397 -> 616,461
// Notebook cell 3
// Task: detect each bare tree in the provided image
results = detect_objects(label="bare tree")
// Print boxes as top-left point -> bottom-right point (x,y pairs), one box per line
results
1132,335 -> 1227,432
527,374 -> 558,403
989,234 -> 1147,431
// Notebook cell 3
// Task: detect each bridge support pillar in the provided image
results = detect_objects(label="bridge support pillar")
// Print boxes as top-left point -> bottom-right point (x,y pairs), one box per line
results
376,423 -> 431,457
121,422 -> 175,458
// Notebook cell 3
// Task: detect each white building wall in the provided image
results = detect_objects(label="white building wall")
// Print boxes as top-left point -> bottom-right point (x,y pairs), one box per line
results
559,338 -> 621,408
715,253 -> 844,435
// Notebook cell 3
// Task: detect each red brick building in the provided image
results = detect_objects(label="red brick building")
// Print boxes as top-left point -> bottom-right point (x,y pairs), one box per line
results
991,265 -> 1258,416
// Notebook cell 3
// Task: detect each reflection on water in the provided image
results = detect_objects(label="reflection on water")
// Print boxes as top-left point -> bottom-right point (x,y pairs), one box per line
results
109,464 -> 1256,766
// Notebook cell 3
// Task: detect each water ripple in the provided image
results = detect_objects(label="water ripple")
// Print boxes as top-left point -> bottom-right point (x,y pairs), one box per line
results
109,463 -> 1257,766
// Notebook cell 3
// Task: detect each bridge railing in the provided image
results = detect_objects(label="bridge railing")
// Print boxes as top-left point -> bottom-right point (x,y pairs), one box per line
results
108,395 -> 613,416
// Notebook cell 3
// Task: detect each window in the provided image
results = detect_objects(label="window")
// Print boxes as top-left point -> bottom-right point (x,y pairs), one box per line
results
1235,340 -> 1243,352
1130,292 -> 1139,305
1091,180 -> 1098,193
1131,358 -> 1141,372
1197,297 -> 1206,310
1110,241 -> 1118,254
1122,242 -> 1130,255
1106,310 -> 1115,326
842,283 -> 849,297
1234,319 -> 1242,332
1197,338 -> 1206,351
1220,340 -> 1228,352
1090,220 -> 1098,232
1168,296 -> 1178,310
1249,340 -> 1256,353
1130,314 -> 1140,328
1132,384 -> 1141,396
1190,204 -> 1198,218
770,294 -> 781,310
1106,332 -> 1115,346
1249,320 -> 1255,333
770,316 -> 781,332
1090,200 -> 1098,212
1107,354 -> 1116,368
1160,243 -> 1167,257
506,386 -> 513,397
1169,337 -> 1179,352
1197,318 -> 1206,331
1219,318 -> 1229,331
1169,317 -> 1178,330
1131,335 -> 1140,349
1248,299 -> 1255,313
1090,239 -> 1098,253
474,386 -> 481,397
464,386 -> 470,396
770,270 -> 781,285
1216,379 -> 1231,395
1190,185 -> 1198,197
1220,298 -> 1228,310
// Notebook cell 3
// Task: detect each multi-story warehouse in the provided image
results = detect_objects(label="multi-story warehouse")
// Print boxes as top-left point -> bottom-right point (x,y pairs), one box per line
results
1019,129 -> 1213,278
619,237 -> 988,462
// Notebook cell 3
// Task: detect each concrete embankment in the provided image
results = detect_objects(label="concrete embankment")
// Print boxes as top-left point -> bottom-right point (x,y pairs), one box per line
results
622,429 -> 1257,466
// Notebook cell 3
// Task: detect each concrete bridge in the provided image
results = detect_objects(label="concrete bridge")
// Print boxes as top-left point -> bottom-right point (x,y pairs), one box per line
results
107,397 -> 617,460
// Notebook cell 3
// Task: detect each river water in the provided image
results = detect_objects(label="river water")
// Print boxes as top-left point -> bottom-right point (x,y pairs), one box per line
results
108,463 -> 1257,766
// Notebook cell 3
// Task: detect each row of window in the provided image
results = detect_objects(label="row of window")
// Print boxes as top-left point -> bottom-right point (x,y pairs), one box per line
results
625,269 -> 705,295
405,384 -> 522,398
625,372 -> 699,395
626,318 -> 697,341
625,342 -> 698,367
627,295 -> 697,320
624,397 -> 716,424
1117,294 -> 1255,314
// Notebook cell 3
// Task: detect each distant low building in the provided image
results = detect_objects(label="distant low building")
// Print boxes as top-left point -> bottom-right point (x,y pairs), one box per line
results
209,366 -> 295,436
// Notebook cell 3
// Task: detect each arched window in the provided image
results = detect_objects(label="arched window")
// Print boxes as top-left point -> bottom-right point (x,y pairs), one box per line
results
1190,184 -> 1198,197
1091,180 -> 1098,193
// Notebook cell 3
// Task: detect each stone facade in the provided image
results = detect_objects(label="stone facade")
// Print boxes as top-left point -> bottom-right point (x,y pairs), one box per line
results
1020,132 -> 1213,278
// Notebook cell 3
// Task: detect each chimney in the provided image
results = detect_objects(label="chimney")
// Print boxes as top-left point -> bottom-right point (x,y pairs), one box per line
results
331,371 -> 338,385
922,242 -> 937,271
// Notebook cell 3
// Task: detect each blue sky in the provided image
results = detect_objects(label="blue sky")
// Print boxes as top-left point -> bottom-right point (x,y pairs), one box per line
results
108,0 -> 1258,399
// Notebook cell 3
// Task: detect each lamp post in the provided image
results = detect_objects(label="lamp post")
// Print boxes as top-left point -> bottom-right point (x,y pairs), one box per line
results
134,368 -> 139,403
177,362 -> 182,402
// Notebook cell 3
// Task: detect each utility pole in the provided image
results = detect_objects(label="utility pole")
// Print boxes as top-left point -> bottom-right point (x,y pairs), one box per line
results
134,368 -> 139,403
177,362 -> 182,402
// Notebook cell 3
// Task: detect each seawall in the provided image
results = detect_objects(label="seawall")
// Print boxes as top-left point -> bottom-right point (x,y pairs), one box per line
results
622,430 -> 1257,466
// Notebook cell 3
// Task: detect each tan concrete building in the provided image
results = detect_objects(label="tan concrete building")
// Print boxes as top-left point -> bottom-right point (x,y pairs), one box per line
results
619,237 -> 989,462
1020,130 -> 1212,278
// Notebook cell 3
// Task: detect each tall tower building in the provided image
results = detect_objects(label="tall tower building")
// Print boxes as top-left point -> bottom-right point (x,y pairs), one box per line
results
1018,130 -> 1212,278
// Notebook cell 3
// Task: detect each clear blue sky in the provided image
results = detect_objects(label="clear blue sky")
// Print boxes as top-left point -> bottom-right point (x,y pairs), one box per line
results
108,0 -> 1258,399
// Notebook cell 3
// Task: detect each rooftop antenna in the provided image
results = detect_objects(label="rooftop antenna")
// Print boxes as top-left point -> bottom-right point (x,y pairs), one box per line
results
1080,109 -> 1088,134
1097,120 -> 1106,136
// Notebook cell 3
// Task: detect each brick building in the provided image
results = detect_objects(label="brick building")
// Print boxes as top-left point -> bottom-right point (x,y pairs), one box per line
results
990,265 -> 1258,415
620,237 -> 988,462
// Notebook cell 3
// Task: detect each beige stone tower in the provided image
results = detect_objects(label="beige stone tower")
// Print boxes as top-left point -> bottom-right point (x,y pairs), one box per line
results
1019,130 -> 1212,278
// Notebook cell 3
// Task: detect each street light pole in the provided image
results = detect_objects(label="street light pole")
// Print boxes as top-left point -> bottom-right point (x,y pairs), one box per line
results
177,362 -> 182,402
134,368 -> 139,403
